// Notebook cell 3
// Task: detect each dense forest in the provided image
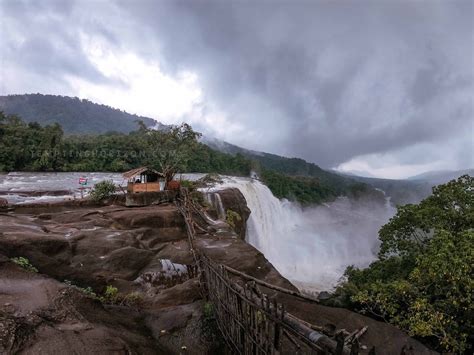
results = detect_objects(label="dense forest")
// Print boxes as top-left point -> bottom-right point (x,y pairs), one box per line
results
0,112 -> 250,176
0,111 -> 373,204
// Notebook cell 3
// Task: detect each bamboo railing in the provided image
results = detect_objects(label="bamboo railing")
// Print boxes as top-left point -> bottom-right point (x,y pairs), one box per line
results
176,188 -> 365,354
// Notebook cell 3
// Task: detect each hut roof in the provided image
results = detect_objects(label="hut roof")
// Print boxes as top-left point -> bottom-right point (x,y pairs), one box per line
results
122,167 -> 163,179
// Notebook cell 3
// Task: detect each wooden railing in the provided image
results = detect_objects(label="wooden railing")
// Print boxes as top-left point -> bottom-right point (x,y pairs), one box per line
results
176,188 -> 368,354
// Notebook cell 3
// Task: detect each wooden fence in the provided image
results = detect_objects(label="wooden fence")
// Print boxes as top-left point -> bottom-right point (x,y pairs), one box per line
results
176,189 -> 367,354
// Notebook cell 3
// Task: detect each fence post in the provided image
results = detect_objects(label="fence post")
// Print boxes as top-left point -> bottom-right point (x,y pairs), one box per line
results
336,332 -> 345,355
350,339 -> 359,355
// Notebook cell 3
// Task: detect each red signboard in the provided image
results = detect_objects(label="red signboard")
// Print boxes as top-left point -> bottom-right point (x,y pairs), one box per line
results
79,177 -> 88,185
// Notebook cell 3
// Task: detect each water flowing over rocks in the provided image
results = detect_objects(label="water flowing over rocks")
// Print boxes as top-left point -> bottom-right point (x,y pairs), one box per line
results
0,194 -> 434,354
204,188 -> 250,240
207,177 -> 396,293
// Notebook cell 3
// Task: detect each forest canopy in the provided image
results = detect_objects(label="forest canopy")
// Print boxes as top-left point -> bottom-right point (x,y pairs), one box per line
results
0,111 -> 374,205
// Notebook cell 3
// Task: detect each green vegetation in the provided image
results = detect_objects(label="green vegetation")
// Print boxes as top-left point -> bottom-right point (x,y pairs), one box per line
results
64,281 -> 143,306
225,209 -> 242,229
334,175 -> 473,353
260,169 -> 376,205
10,256 -> 38,273
89,180 -> 117,202
146,123 -> 201,184
0,112 -> 251,176
0,111 -> 375,204
99,285 -> 119,304
64,280 -> 98,298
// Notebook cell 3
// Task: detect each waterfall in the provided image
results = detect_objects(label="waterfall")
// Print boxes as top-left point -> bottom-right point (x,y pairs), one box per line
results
210,177 -> 395,292
204,191 -> 226,220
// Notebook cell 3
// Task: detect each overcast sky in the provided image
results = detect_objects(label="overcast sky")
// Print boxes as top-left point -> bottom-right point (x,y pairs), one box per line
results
1,0 -> 472,178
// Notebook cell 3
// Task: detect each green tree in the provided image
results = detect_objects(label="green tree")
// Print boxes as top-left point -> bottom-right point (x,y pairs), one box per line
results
89,180 -> 116,202
145,123 -> 201,184
336,175 -> 474,353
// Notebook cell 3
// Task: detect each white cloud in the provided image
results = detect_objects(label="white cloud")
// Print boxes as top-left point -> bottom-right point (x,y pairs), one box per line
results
336,135 -> 473,179
71,34 -> 203,123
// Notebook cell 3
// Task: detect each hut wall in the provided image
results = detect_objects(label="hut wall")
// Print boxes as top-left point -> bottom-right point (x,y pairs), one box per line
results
127,182 -> 161,193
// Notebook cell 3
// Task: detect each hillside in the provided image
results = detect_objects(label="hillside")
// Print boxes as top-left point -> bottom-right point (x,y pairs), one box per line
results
0,94 -> 159,134
347,176 -> 433,206
204,137 -> 372,199
338,168 -> 473,206
0,94 -> 393,204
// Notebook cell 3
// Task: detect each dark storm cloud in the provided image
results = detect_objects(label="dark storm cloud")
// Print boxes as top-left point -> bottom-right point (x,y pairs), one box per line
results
1,0 -> 123,92
116,0 -> 473,167
1,0 -> 472,170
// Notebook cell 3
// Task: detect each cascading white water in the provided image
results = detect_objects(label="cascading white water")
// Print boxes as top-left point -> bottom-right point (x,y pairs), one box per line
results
204,191 -> 226,221
210,177 -> 395,292
213,193 -> 226,220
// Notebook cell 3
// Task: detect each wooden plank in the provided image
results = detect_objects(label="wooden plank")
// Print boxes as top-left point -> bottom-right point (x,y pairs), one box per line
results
223,264 -> 319,304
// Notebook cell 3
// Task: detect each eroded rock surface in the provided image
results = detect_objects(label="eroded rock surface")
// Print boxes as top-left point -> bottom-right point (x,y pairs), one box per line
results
0,198 -> 437,354
0,257 -> 164,354
213,188 -> 250,240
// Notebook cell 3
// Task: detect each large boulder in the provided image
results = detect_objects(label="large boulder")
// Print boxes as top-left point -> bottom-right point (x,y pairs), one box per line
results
215,188 -> 250,240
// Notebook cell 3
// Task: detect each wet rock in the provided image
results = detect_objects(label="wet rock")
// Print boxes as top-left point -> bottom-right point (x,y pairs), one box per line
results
107,205 -> 183,229
101,247 -> 154,279
0,259 -> 165,354
125,191 -> 177,207
215,188 -> 250,240
318,291 -> 332,301
0,197 -> 8,208
0,200 -> 437,354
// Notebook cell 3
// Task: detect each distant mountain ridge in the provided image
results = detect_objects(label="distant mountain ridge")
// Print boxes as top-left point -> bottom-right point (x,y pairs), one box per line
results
338,168 -> 473,206
407,169 -> 474,183
3,93 -> 468,206
1,94 -> 347,181
0,94 -> 160,134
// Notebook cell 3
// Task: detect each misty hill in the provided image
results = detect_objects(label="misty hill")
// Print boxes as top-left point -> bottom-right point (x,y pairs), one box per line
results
347,176 -> 432,206
0,94 -> 159,134
2,94 -> 363,187
0,94 -> 389,204
204,136 -> 361,194
344,169 -> 472,206
407,169 -> 474,184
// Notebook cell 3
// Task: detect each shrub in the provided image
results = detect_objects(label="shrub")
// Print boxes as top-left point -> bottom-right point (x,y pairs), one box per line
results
180,179 -> 195,189
89,180 -> 116,202
99,285 -> 119,304
64,282 -> 141,307
120,291 -> 144,307
11,257 -> 38,273
225,209 -> 242,229
63,280 -> 98,298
